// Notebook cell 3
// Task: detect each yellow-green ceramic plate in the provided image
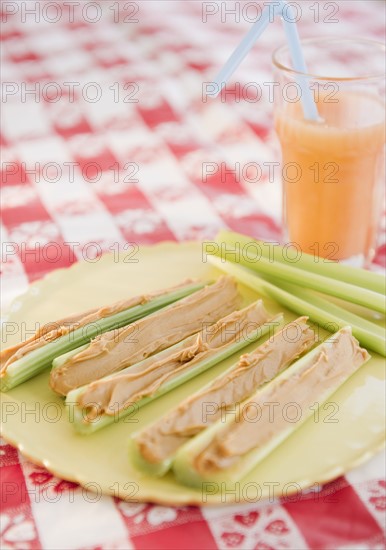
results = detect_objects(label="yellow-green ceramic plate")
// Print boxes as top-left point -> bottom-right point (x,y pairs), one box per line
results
1,242 -> 385,505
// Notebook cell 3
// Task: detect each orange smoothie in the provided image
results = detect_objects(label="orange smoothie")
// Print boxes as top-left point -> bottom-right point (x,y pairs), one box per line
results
275,91 -> 385,261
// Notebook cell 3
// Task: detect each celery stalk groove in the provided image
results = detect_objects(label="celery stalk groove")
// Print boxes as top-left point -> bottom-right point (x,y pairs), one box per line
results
206,241 -> 385,314
213,230 -> 386,295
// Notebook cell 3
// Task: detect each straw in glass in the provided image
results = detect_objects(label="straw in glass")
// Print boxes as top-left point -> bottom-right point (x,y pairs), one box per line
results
209,0 -> 319,121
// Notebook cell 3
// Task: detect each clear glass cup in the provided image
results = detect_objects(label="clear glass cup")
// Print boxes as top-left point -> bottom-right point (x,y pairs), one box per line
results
273,38 -> 385,266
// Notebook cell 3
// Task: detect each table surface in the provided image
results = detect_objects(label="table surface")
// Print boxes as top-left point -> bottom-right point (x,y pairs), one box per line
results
1,1 -> 385,549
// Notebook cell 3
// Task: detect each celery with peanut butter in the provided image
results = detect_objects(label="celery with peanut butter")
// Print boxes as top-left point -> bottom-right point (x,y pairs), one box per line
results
129,317 -> 316,476
0,279 -> 204,392
50,276 -> 240,395
172,327 -> 370,488
66,300 -> 281,434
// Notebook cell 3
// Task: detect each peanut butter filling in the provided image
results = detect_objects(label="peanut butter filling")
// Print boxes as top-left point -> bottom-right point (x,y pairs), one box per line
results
135,317 -> 315,464
50,276 -> 240,395
76,300 -> 271,422
194,328 -> 369,474
1,279 -> 195,375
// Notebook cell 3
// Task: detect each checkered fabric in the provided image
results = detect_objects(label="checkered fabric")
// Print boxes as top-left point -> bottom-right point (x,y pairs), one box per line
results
1,1 -> 385,549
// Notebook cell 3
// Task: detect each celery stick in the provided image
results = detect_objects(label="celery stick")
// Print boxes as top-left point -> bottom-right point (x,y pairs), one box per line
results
206,236 -> 385,313
210,243 -> 385,313
129,316 -> 312,477
271,277 -> 385,342
209,257 -> 385,356
173,328 -> 370,489
52,345 -> 88,370
0,282 -> 204,392
213,230 -> 386,295
66,314 -> 281,435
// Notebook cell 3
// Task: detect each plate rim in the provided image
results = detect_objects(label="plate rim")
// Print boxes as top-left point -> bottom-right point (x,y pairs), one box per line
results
1,428 -> 385,507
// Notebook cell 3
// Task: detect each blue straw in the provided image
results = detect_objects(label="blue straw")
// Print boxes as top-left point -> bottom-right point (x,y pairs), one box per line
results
213,4 -> 277,92
209,0 -> 319,121
280,2 -> 319,120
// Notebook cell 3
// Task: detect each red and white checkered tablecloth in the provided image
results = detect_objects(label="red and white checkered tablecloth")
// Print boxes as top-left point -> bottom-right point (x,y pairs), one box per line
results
1,1 -> 385,549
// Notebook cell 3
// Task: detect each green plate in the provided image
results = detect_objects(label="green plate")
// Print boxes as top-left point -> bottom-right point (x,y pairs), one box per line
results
1,242 -> 385,505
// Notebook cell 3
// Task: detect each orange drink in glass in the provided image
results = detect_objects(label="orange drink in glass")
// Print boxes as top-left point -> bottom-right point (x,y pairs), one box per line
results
273,38 -> 385,265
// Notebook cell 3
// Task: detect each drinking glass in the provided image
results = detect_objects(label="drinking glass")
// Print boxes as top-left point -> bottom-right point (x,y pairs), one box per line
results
273,38 -> 385,266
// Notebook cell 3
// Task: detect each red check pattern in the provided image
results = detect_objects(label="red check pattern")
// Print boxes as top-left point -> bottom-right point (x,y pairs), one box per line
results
1,1 -> 385,548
